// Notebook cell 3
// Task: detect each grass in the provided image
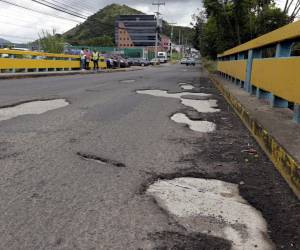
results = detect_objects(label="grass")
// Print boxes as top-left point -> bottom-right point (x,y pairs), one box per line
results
202,58 -> 217,73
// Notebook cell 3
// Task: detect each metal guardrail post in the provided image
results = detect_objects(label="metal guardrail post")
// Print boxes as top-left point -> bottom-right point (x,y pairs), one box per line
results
294,104 -> 300,123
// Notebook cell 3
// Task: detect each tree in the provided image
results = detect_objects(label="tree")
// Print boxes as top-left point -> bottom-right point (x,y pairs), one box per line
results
193,0 -> 290,59
38,29 -> 65,53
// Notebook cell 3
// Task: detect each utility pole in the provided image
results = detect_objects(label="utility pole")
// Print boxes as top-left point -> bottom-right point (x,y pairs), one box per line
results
169,22 -> 177,61
152,1 -> 165,64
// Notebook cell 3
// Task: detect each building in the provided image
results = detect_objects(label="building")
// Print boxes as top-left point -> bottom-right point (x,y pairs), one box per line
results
115,15 -> 161,48
161,35 -> 170,51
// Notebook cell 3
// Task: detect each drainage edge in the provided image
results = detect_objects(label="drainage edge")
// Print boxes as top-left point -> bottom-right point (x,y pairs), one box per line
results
210,75 -> 300,199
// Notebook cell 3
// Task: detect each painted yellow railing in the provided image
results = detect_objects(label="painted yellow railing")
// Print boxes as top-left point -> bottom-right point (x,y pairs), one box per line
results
217,20 -> 300,123
0,49 -> 107,71
217,60 -> 247,81
251,58 -> 300,104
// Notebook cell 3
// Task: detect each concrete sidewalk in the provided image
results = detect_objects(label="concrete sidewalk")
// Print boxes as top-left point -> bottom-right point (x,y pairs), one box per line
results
0,66 -> 143,80
211,74 -> 300,198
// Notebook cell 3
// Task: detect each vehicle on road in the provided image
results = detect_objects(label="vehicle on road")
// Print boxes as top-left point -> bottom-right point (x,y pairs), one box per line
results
128,58 -> 150,67
186,58 -> 196,66
157,52 -> 168,63
150,58 -> 160,65
180,58 -> 188,64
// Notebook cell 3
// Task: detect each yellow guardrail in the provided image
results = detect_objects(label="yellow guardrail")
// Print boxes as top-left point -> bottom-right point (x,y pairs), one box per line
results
217,20 -> 300,123
217,60 -> 247,81
251,58 -> 300,104
0,49 -> 107,71
218,20 -> 300,57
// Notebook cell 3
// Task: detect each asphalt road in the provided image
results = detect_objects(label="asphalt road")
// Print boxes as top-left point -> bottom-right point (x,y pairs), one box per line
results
0,64 -> 298,250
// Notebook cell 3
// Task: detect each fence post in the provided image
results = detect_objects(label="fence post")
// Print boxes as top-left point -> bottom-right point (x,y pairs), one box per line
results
294,104 -> 300,123
10,54 -> 16,73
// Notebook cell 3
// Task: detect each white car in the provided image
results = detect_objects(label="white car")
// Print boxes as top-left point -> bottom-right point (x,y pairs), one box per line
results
180,58 -> 187,64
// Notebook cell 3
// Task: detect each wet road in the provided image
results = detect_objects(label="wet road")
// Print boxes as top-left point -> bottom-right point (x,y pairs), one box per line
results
0,64 -> 298,250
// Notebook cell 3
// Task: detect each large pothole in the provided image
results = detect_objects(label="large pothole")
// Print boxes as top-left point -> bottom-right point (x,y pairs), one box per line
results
147,177 -> 274,250
0,99 -> 69,122
171,113 -> 216,133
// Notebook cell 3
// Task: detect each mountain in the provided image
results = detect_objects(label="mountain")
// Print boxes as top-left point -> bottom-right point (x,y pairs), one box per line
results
64,4 -> 194,47
64,4 -> 142,46
0,37 -> 11,44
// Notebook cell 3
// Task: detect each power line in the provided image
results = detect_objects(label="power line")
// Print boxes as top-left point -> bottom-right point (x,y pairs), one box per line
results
0,0 -> 82,23
30,0 -> 88,19
47,0 -> 94,15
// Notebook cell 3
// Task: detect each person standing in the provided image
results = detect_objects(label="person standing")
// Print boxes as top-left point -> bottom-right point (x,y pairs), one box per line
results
80,48 -> 86,70
92,50 -> 99,70
84,49 -> 91,70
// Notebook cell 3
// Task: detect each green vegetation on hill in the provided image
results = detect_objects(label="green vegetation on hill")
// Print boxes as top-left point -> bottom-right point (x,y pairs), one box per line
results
64,4 -> 194,47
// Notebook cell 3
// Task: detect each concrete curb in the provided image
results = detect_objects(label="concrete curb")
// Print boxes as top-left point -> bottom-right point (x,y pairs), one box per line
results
210,75 -> 300,199
0,68 -> 143,80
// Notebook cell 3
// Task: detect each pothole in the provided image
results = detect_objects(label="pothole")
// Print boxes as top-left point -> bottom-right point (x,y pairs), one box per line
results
171,113 -> 216,133
181,99 -> 220,113
147,177 -> 274,250
136,90 -> 220,113
136,90 -> 210,99
77,152 -> 126,168
0,99 -> 69,122
120,79 -> 136,83
178,83 -> 195,90
181,95 -> 209,100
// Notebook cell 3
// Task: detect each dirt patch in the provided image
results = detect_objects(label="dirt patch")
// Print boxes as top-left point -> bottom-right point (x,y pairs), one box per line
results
77,152 -> 126,168
148,231 -> 231,250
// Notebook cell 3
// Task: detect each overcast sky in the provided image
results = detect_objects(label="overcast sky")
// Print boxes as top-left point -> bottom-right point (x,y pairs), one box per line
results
0,0 -> 291,43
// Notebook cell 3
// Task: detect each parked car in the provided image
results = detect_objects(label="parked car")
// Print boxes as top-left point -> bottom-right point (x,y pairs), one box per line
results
186,58 -> 196,66
150,58 -> 160,65
180,58 -> 188,64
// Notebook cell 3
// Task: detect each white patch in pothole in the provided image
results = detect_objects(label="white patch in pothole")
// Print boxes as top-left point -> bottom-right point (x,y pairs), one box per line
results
181,99 -> 220,113
136,90 -> 220,113
180,85 -> 195,90
147,178 -> 274,250
171,113 -> 216,133
136,90 -> 210,99
0,99 -> 69,121
120,79 -> 136,83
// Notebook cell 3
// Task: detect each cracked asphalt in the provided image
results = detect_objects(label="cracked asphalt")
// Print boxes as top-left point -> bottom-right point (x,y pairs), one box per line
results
0,64 -> 298,250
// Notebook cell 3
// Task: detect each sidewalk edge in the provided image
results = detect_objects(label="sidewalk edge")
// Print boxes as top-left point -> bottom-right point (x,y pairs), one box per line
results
210,75 -> 300,199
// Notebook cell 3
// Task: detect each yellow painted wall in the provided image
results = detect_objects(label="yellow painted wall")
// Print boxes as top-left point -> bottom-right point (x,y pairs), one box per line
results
251,58 -> 300,104
218,60 -> 247,81
218,20 -> 300,57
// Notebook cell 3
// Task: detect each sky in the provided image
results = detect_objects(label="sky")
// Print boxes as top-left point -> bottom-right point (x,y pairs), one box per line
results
0,0 -> 292,43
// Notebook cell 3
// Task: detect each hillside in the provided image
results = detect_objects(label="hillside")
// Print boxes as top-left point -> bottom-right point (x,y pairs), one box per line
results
64,4 -> 194,47
0,38 -> 11,44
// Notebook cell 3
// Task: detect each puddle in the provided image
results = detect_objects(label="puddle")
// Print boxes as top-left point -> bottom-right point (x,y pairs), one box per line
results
120,79 -> 136,83
171,113 -> 216,133
77,152 -> 126,168
0,99 -> 69,121
136,90 -> 219,113
147,178 -> 274,250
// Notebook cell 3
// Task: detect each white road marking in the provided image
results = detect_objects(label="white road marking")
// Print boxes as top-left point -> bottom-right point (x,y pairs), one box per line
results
0,99 -> 69,121
171,113 -> 216,133
147,178 -> 274,250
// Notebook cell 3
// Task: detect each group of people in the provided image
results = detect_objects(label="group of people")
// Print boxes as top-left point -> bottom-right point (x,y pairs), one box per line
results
80,48 -> 101,71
